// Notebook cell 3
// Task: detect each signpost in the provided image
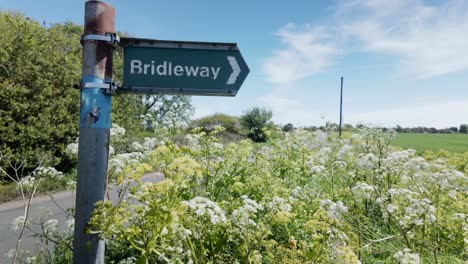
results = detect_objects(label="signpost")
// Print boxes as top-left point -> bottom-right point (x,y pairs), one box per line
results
74,1 -> 249,263
120,38 -> 249,96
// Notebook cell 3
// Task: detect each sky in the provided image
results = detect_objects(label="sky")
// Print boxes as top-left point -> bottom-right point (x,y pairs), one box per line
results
2,0 -> 468,128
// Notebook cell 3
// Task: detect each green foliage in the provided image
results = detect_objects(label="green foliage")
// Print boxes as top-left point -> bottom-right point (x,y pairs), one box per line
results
0,182 -> 18,203
0,12 -> 81,174
83,128 -> 467,263
240,107 -> 273,142
460,124 -> 468,134
0,12 -> 194,179
190,113 -> 242,134
282,123 -> 294,132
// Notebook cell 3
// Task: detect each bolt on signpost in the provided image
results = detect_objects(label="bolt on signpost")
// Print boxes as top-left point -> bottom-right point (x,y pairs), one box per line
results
73,1 -> 249,263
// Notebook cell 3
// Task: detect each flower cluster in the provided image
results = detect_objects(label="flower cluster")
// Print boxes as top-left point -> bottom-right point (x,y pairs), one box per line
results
182,197 -> 227,225
33,166 -> 63,179
393,248 -> 421,264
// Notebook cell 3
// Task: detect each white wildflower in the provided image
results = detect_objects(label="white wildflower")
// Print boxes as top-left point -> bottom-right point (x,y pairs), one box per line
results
232,196 -> 263,227
332,161 -> 347,168
320,200 -> 348,221
65,142 -> 79,156
184,134 -> 201,150
267,197 -> 292,212
393,248 -> 420,264
110,123 -> 126,137
142,137 -> 158,152
387,204 -> 398,214
66,180 -> 76,189
337,144 -> 353,159
25,256 -> 36,264
10,216 -> 26,232
160,226 -> 169,236
356,153 -> 378,170
289,187 -> 302,201
448,190 -> 457,199
213,142 -> 224,150
352,182 -> 374,199
43,219 -> 58,234
17,176 -> 37,190
5,249 -> 15,258
182,197 -> 227,225
118,257 -> 137,264
310,165 -> 326,174
65,219 -> 75,230
157,253 -> 169,262
131,141 -> 144,152
33,167 -> 63,179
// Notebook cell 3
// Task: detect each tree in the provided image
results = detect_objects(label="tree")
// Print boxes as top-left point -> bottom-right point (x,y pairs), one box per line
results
190,113 -> 241,134
0,13 -> 82,174
240,107 -> 272,142
460,124 -> 468,134
0,12 -> 194,177
282,123 -> 294,132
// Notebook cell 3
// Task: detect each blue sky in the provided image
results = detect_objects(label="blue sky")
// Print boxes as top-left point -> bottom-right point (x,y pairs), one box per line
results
2,0 -> 468,128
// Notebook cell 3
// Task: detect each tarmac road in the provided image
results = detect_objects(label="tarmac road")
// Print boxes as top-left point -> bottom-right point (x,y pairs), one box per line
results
0,172 -> 164,258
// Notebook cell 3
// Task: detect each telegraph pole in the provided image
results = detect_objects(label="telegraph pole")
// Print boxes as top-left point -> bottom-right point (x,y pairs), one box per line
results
73,1 -> 115,263
339,76 -> 343,138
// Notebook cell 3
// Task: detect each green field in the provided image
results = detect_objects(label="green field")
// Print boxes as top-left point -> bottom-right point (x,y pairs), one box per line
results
393,133 -> 468,153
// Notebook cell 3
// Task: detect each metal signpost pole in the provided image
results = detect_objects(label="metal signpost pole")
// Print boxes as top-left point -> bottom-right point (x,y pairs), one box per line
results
73,1 -> 115,263
339,76 -> 343,138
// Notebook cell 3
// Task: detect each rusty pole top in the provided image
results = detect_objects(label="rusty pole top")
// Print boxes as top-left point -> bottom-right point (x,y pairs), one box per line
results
84,1 -> 115,35
82,0 -> 115,80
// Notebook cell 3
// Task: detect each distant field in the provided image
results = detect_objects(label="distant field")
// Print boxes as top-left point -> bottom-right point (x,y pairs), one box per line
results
393,133 -> 468,153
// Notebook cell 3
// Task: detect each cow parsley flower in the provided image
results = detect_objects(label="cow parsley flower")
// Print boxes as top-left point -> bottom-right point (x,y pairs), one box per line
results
356,153 -> 378,170
267,197 -> 292,212
10,216 -> 26,232
65,219 -> 75,230
393,248 -> 420,264
320,200 -> 348,221
65,142 -> 79,156
232,196 -> 263,227
43,219 -> 58,234
17,176 -> 37,190
310,165 -> 326,174
182,197 -> 227,225
352,182 -> 374,199
34,167 -> 63,179
110,123 -> 126,137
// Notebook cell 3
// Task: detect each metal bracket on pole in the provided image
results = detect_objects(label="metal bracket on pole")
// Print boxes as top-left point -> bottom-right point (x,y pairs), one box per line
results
80,32 -> 120,48
73,81 -> 119,95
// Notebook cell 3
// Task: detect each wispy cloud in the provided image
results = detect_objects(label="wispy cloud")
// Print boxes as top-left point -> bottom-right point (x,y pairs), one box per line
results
342,0 -> 468,78
263,0 -> 468,82
262,23 -> 338,84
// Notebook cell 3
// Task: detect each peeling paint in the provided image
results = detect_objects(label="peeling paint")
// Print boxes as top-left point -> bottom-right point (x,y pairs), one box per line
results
79,76 -> 111,129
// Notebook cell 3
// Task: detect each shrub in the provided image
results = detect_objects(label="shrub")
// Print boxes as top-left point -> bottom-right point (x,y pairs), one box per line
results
282,123 -> 294,132
240,107 -> 273,142
460,124 -> 468,134
0,13 -> 82,175
190,113 -> 242,134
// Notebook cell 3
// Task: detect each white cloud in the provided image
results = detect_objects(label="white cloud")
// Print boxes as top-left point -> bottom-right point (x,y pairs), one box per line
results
264,0 -> 468,81
342,0 -> 468,78
347,99 -> 468,128
262,23 -> 338,84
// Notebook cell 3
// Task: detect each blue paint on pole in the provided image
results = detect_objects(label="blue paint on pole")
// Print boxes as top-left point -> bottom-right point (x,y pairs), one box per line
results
79,75 -> 112,129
